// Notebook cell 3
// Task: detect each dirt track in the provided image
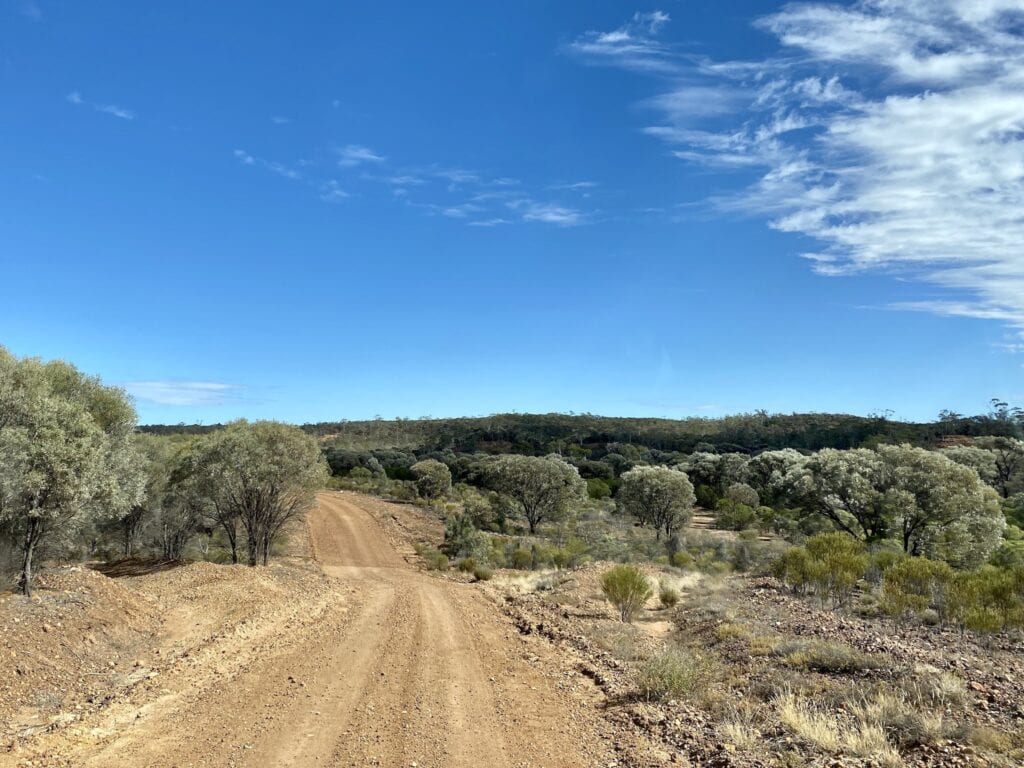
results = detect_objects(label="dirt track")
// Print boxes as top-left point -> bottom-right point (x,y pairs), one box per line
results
10,494 -> 613,768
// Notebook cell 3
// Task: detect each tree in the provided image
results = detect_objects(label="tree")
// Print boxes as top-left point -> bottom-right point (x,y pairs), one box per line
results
411,459 -> 452,500
618,466 -> 696,540
974,437 -> 1024,498
878,445 -> 1006,567
118,433 -> 175,557
794,448 -> 890,543
0,349 -> 143,595
941,445 -> 999,489
746,449 -> 807,507
483,455 -> 584,534
191,421 -> 329,566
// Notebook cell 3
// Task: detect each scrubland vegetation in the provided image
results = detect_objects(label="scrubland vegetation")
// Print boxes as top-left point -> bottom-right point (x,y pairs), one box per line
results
6,344 -> 1024,765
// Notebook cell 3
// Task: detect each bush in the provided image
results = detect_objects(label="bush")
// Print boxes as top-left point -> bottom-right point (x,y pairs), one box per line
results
586,478 -> 612,500
510,547 -> 533,570
423,550 -> 449,571
659,584 -> 680,608
881,556 -> 952,623
473,565 -> 494,582
635,648 -> 718,702
672,550 -> 694,569
457,557 -> 477,573
601,565 -> 653,623
774,534 -> 868,607
442,513 -> 486,559
775,639 -> 882,674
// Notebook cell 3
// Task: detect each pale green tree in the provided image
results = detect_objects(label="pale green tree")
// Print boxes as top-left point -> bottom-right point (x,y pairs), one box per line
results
974,437 -> 1024,498
618,466 -> 696,540
746,448 -> 808,507
191,421 -> 329,566
483,454 -> 584,534
411,459 -> 452,500
941,445 -> 999,489
878,444 -> 1006,567
794,448 -> 890,543
0,349 -> 143,595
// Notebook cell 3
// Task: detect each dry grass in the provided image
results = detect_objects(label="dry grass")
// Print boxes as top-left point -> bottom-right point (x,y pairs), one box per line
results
775,692 -> 903,766
634,647 -> 720,702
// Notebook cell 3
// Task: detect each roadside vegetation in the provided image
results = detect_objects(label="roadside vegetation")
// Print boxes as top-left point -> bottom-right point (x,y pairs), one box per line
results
6,344 -> 1024,765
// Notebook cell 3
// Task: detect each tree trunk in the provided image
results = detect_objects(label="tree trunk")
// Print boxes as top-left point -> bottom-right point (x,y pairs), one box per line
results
19,519 -> 41,597
246,528 -> 259,566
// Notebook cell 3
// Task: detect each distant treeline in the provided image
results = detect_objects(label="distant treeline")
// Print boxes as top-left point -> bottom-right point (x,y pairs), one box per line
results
141,406 -> 1023,455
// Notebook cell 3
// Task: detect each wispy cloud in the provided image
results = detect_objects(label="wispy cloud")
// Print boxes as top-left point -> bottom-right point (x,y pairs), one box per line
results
66,91 -> 135,120
233,149 -> 302,180
336,144 -> 386,167
125,381 -> 243,407
570,3 -> 1024,338
521,202 -> 585,226
271,115 -> 291,125
567,11 -> 676,73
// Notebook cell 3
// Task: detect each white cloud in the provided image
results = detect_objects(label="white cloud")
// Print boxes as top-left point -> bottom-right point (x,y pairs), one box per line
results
233,149 -> 301,181
568,10 -> 677,73
271,116 -> 291,125
522,202 -> 585,226
126,381 -> 241,407
66,91 -> 135,120
573,2 -> 1024,338
319,180 -> 349,203
336,144 -> 386,167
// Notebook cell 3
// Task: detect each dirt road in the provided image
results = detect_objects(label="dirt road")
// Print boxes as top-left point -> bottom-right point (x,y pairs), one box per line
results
16,494 -> 613,768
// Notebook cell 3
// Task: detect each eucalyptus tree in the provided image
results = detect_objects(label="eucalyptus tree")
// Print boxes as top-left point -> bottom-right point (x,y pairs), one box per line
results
745,448 -> 808,507
191,421 -> 329,566
878,444 -> 1005,568
483,454 -> 584,534
618,466 -> 696,540
410,458 -> 452,500
0,348 -> 143,595
974,437 -> 1024,498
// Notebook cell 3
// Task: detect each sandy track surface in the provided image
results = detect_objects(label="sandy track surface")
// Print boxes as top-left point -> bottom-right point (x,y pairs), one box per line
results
11,494 -> 612,768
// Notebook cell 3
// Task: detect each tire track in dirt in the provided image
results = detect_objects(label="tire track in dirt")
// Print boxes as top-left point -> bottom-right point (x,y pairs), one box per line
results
11,493 -> 612,768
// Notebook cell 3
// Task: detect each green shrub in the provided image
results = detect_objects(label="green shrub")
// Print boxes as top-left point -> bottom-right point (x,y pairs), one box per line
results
442,513 -> 485,559
601,565 -> 653,623
510,547 -> 533,570
775,534 -> 868,607
881,556 -> 952,623
635,648 -> 718,702
423,550 -> 449,571
659,584 -> 680,608
775,639 -> 882,674
672,551 -> 694,569
586,478 -> 612,500
457,557 -> 478,573
473,565 -> 494,582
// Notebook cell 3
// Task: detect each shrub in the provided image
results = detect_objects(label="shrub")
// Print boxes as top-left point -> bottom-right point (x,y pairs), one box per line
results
423,550 -> 449,571
775,534 -> 868,607
586,478 -> 612,500
775,639 -> 882,674
472,565 -> 494,582
442,513 -> 485,559
601,565 -> 653,623
659,584 -> 680,608
510,547 -> 533,570
881,556 -> 952,623
634,648 -> 718,702
457,557 -> 477,573
672,551 -> 694,569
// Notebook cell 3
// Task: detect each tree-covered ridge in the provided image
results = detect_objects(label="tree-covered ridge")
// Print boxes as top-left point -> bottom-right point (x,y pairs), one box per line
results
142,406 -> 1023,455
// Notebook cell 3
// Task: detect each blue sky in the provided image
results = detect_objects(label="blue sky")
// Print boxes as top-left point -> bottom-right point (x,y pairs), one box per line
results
2,0 -> 1022,424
